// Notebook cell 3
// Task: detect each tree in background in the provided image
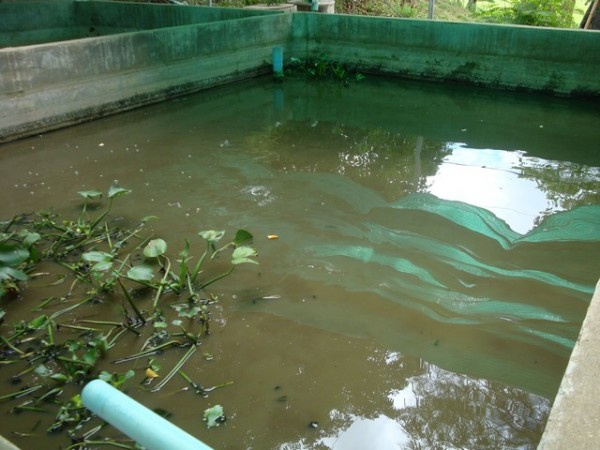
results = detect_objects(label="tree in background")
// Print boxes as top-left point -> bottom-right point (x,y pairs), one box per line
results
477,0 -> 577,27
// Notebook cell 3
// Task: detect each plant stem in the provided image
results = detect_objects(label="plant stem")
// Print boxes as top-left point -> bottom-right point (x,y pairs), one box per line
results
0,385 -> 42,401
113,340 -> 182,364
117,279 -> 146,325
200,265 -> 235,290
151,345 -> 197,392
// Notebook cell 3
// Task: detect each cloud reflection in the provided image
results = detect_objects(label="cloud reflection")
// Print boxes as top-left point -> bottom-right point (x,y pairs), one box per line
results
427,146 -> 551,234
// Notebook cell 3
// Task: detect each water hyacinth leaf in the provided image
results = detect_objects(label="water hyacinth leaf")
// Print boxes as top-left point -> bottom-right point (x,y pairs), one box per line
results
203,404 -> 225,428
98,371 -> 112,383
0,244 -> 29,266
199,230 -> 225,244
144,239 -> 167,258
20,231 -> 41,248
82,251 -> 114,272
233,229 -> 253,246
107,186 -> 131,199
84,348 -> 100,365
142,215 -> 159,224
179,240 -> 190,260
231,246 -> 258,265
34,364 -> 50,377
29,314 -> 48,330
127,265 -> 155,282
82,251 -> 113,263
50,373 -> 69,384
77,190 -> 103,200
91,260 -> 113,272
0,266 -> 28,281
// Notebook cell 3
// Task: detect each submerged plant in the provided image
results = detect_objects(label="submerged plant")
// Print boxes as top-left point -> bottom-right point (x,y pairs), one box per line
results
285,53 -> 365,85
0,187 -> 255,447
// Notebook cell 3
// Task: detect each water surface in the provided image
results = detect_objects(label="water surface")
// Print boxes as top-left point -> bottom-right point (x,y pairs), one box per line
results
1,76 -> 599,449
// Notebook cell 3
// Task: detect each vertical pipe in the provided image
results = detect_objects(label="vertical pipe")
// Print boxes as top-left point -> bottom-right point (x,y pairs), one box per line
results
428,0 -> 434,19
82,379 -> 213,450
272,47 -> 284,78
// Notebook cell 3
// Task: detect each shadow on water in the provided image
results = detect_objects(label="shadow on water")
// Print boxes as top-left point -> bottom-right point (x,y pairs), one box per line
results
1,76 -> 599,449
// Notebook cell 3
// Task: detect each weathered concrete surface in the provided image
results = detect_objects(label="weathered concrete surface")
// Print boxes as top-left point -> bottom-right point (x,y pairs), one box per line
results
0,1 -> 274,47
538,279 -> 600,449
291,14 -> 600,96
0,7 -> 292,142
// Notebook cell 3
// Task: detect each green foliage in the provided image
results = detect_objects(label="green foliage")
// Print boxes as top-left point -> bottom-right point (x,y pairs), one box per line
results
0,188 -> 254,446
477,0 -> 576,27
286,54 -> 365,85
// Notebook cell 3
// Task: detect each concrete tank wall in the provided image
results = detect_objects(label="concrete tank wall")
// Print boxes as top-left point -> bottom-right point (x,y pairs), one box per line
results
0,3 -> 292,142
291,13 -> 600,96
1,0 -> 599,143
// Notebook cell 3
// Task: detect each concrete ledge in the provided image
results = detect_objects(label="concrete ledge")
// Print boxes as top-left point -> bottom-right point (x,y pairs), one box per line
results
289,0 -> 336,13
538,279 -> 600,449
245,3 -> 297,12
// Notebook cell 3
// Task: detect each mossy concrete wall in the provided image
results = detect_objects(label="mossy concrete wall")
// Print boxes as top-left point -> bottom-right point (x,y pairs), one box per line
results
0,1 -> 272,47
291,14 -> 600,96
1,1 -> 599,143
0,2 -> 292,142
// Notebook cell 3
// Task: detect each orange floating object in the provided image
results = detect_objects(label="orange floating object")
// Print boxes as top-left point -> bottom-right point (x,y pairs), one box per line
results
267,234 -> 279,240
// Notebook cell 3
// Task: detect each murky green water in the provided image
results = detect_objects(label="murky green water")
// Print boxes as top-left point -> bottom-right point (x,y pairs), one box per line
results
1,76 -> 599,449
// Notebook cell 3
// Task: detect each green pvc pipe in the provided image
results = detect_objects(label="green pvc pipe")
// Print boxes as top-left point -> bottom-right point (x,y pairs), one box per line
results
82,379 -> 214,450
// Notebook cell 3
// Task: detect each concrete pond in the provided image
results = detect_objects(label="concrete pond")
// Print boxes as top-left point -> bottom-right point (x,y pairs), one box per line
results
1,2 -> 599,449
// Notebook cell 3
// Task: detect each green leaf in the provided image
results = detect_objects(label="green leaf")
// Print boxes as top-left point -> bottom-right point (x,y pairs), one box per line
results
203,404 -> 226,428
231,246 -> 258,265
20,231 -> 41,248
50,373 -> 69,384
232,229 -> 253,247
71,394 -> 83,408
144,239 -> 167,258
199,230 -> 225,244
98,371 -> 112,383
34,364 -> 50,377
83,348 -> 99,365
28,314 -> 48,330
91,260 -> 113,272
127,265 -> 155,282
0,244 -> 29,266
108,186 -> 131,199
142,215 -> 158,224
0,266 -> 28,281
82,251 -> 113,263
78,190 -> 103,200
179,240 -> 190,259
83,251 -> 114,272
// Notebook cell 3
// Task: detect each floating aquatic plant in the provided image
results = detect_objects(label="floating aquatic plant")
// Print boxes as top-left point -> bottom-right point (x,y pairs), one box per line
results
0,187 -> 256,447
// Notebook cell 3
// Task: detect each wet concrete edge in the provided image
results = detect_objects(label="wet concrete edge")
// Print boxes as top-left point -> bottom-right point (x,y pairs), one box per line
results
538,278 -> 600,449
